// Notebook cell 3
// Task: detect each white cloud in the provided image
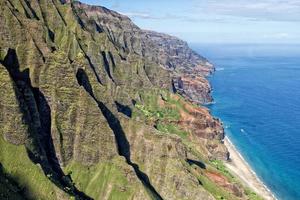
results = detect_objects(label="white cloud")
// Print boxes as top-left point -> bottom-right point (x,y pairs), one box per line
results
263,33 -> 291,39
120,12 -> 198,22
118,0 -> 300,23
120,12 -> 156,19
192,0 -> 300,22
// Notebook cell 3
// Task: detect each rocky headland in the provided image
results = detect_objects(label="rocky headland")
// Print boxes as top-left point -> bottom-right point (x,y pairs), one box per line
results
0,0 -> 263,199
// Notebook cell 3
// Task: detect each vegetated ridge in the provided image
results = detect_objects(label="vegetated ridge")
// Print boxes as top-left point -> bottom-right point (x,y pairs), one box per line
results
0,0 -> 262,199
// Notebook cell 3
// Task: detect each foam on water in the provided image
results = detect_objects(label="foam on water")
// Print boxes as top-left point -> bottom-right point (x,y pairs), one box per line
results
225,136 -> 277,200
215,67 -> 225,71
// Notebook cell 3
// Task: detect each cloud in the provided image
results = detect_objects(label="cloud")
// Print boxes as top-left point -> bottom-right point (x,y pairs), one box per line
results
192,0 -> 300,22
120,11 -> 228,23
263,33 -> 291,39
120,12 -> 158,19
113,0 -> 300,24
120,11 -> 194,21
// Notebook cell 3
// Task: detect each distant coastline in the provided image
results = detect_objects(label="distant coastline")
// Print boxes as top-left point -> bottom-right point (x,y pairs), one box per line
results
224,137 -> 276,200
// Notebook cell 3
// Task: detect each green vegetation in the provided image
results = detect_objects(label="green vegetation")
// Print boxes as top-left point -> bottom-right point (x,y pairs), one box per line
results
64,158 -> 138,199
210,159 -> 234,179
245,188 -> 264,200
0,164 -> 24,200
134,90 -> 180,121
156,123 -> 188,139
197,173 -> 236,200
209,159 -> 263,200
133,90 -> 190,139
0,137 -> 61,200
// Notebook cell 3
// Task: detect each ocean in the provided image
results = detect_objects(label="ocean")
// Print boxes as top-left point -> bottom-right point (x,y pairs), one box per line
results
192,44 -> 300,200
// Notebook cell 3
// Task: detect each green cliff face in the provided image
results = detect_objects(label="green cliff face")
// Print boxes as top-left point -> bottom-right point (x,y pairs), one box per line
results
0,0 -> 261,200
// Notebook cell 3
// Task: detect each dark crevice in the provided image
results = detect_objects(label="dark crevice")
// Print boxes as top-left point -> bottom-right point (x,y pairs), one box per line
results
23,0 -> 40,20
23,6 -> 32,19
75,37 -> 103,85
115,101 -> 132,118
85,54 -> 103,84
31,38 -> 46,62
1,49 -> 92,200
108,51 -> 116,69
6,1 -> 24,26
51,46 -> 57,52
186,159 -> 206,169
51,0 -> 67,26
105,27 -> 117,48
171,79 -> 177,93
37,1 -> 48,25
132,99 -> 137,106
101,51 -> 115,82
71,2 -> 86,30
76,68 -> 93,95
160,94 -> 167,101
48,29 -> 55,43
186,159 -> 205,185
76,69 -> 163,200
6,0 -> 15,10
60,0 -> 71,4
197,179 -> 203,186
32,88 -> 63,173
119,53 -> 127,61
95,22 -> 103,33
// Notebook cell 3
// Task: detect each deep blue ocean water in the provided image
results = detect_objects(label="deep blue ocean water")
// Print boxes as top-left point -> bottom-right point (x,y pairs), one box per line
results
192,44 -> 300,200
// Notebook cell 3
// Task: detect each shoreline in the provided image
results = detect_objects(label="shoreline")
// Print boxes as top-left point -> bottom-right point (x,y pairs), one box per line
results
223,137 -> 277,200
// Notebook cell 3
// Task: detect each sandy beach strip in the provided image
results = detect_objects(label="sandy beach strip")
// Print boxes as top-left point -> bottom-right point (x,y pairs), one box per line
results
224,137 -> 277,200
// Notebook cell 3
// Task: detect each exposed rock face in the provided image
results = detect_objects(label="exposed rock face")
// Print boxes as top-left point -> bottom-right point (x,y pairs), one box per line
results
0,1 -> 255,200
173,75 -> 213,105
73,1 -> 214,104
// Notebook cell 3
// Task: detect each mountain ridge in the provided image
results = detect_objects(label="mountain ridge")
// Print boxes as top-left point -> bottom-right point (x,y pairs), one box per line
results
72,0 -> 214,104
0,0 -> 261,199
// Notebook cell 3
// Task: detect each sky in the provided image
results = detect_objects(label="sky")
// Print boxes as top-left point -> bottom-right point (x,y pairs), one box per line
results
81,0 -> 300,44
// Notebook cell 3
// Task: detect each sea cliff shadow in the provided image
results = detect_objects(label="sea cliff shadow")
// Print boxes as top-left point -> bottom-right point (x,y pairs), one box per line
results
1,49 -> 92,200
76,68 -> 163,200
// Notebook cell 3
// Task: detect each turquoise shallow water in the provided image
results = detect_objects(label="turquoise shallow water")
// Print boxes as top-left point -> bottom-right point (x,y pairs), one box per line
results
192,44 -> 300,200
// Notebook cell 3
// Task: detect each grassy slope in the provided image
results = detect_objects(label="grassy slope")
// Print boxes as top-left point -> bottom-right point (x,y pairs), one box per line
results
64,158 -> 140,200
133,89 -> 263,200
0,137 -> 65,200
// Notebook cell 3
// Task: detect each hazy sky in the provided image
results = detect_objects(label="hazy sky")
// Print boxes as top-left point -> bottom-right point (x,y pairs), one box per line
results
81,0 -> 300,44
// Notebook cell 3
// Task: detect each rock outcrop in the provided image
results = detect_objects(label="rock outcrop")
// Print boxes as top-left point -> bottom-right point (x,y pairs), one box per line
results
0,0 -> 259,200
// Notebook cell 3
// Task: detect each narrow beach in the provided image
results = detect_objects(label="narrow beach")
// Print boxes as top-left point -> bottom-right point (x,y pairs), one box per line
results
224,137 -> 276,200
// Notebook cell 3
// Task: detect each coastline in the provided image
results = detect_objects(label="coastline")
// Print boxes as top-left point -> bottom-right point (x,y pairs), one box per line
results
224,137 -> 277,200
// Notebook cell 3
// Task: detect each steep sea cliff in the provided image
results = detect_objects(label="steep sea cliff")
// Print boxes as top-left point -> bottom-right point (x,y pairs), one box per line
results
1,1 -> 262,199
